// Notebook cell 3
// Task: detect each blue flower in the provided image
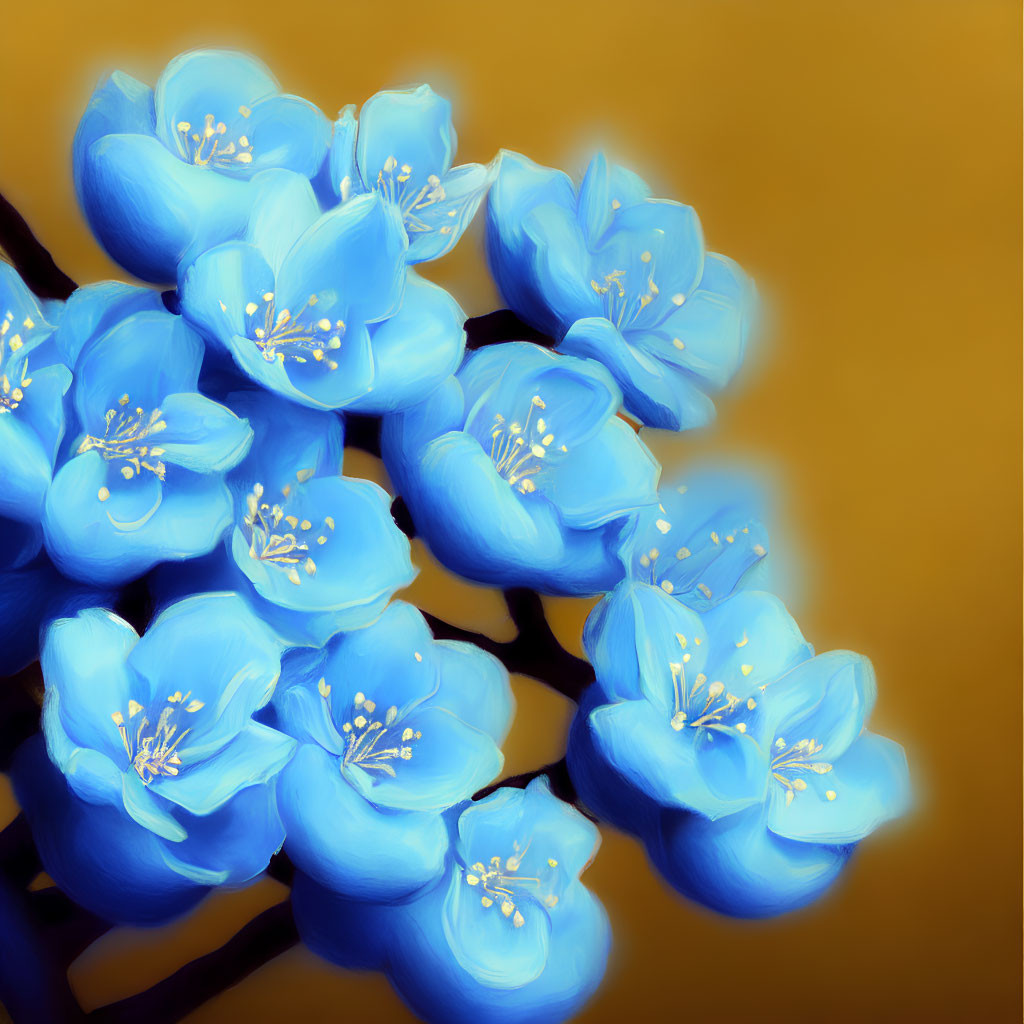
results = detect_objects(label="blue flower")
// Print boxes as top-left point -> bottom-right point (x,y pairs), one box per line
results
180,173 -> 464,412
154,387 -> 416,647
14,593 -> 296,924
568,581 -> 910,916
618,467 -> 769,610
74,49 -> 331,282
487,151 -> 756,430
382,342 -> 660,594
42,308 -> 253,585
293,778 -> 610,1024
272,601 -> 513,901
326,85 -> 494,263
0,264 -> 72,528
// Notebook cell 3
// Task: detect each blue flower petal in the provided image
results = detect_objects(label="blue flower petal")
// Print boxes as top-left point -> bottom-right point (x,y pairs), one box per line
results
54,281 -> 164,369
346,273 -> 465,414
44,452 -> 233,585
154,49 -> 279,158
344,706 -> 502,813
161,780 -> 285,886
541,415 -> 659,529
244,168 -> 322,274
77,132 -> 253,283
406,161 -> 495,264
652,803 -> 851,918
40,606 -> 138,763
560,315 -> 716,430
241,94 -> 331,179
154,392 -> 252,473
576,152 -> 651,247
432,639 -> 514,744
0,413 -> 53,524
72,309 -> 203,431
279,743 -> 448,900
357,85 -> 456,193
588,699 -> 767,819
441,866 -> 550,989
767,731 -> 909,844
276,192 -> 407,324
150,721 -> 295,815
327,105 -> 360,202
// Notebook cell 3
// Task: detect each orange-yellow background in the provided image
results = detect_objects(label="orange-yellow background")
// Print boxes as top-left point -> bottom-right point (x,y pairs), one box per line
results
0,0 -> 1020,1020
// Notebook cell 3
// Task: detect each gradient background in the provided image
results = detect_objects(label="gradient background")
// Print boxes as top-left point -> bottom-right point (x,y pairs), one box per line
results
0,0 -> 1020,1020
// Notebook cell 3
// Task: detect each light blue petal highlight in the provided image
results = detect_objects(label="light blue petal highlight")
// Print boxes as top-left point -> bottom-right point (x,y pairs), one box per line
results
279,743 -> 448,901
154,393 -> 253,473
151,721 -> 295,815
405,161 -> 495,264
356,85 -> 455,193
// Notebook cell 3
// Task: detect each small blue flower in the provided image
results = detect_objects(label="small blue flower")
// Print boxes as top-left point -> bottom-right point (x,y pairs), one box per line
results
74,49 -> 331,282
42,308 -> 253,585
293,778 -> 610,1024
272,601 -> 513,901
180,173 -> 464,412
0,264 -> 72,528
162,387 -> 416,647
327,85 -> 495,263
569,581 -> 910,916
487,151 -> 756,430
15,593 -> 296,924
382,342 -> 660,594
618,468 -> 769,610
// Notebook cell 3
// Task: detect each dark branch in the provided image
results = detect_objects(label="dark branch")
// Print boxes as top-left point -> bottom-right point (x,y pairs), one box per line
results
0,815 -> 41,890
343,413 -> 382,459
0,663 -> 43,772
29,888 -> 111,965
464,310 -> 554,350
0,191 -> 77,300
88,900 -> 298,1024
425,588 -> 594,703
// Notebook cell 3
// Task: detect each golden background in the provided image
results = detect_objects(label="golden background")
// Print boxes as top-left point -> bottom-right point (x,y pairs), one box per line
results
0,0 -> 1020,1020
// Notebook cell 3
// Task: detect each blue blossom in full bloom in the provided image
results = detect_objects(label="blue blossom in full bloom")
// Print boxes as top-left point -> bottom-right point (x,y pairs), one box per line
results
180,173 -> 465,412
382,342 -> 660,594
293,778 -> 610,1024
153,387 -> 415,647
74,49 -> 331,282
618,468 -> 769,610
42,308 -> 253,585
568,581 -> 910,916
487,152 -> 756,430
272,601 -> 513,901
326,85 -> 494,263
0,264 -> 72,528
13,593 -> 295,924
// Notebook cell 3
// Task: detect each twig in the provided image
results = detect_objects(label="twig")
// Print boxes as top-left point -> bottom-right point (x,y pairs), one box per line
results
88,901 -> 299,1024
464,310 -> 553,350
425,588 -> 594,703
0,190 -> 77,300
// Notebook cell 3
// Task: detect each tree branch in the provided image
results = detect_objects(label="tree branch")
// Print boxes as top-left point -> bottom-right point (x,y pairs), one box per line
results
472,756 -> 587,811
0,191 -> 77,300
464,310 -> 554,350
425,588 -> 594,703
88,901 -> 298,1024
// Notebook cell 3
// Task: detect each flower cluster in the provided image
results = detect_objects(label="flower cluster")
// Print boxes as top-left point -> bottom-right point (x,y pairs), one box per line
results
1,47 -> 908,1023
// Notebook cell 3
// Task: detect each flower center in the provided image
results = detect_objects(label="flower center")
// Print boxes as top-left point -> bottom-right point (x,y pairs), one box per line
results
77,395 -> 167,480
464,842 -> 561,927
489,394 -> 567,494
0,311 -> 36,414
373,155 -> 450,236
111,690 -> 205,784
319,682 -> 421,778
235,291 -> 344,370
771,737 -> 834,805
666,633 -> 747,732
175,110 -> 254,168
590,251 -> 686,330
242,479 -> 334,586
